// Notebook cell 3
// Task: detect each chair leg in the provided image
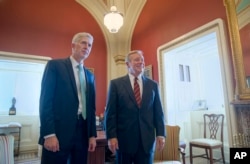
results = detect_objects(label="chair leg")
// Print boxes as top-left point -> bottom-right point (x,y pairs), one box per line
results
181,151 -> 186,164
189,145 -> 193,164
205,148 -> 209,159
209,148 -> 213,164
182,156 -> 186,164
221,147 -> 225,164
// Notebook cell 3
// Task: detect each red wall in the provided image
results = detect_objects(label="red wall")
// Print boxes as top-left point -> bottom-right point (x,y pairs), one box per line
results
0,0 -> 107,115
0,0 -> 235,115
132,0 -> 231,82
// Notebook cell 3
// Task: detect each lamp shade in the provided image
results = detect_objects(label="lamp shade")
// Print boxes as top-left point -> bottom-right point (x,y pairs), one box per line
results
104,6 -> 123,33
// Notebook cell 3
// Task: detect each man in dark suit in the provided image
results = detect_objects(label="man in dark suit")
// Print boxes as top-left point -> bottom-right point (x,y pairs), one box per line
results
104,50 -> 166,164
39,32 -> 97,164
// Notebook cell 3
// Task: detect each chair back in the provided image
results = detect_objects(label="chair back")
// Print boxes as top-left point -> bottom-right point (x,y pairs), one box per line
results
154,125 -> 180,161
203,114 -> 224,142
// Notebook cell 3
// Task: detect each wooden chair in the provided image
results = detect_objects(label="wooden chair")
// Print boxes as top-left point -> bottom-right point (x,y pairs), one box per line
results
189,114 -> 225,164
154,125 -> 186,164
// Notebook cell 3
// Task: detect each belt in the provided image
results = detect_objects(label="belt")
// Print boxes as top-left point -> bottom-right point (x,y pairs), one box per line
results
77,113 -> 83,119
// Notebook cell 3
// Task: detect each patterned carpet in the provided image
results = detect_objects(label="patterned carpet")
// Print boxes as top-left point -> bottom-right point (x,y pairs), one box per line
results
15,160 -> 40,164
14,153 -> 222,164
14,153 -> 40,164
14,152 -> 114,164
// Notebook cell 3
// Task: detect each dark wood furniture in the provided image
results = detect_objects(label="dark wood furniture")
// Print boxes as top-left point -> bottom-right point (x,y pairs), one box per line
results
179,141 -> 186,164
88,131 -> 107,164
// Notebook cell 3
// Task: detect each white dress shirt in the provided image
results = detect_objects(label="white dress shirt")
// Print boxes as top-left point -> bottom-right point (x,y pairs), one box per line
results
70,56 -> 86,115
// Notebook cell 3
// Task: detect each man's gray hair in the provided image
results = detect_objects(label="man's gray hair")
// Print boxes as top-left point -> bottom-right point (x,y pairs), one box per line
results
125,50 -> 144,62
72,32 -> 94,43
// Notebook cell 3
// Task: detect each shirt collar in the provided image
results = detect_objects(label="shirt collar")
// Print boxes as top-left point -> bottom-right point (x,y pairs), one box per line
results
70,56 -> 82,68
128,73 -> 142,81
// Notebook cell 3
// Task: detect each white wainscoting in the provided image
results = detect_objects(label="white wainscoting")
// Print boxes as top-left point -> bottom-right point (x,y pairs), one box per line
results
0,115 -> 40,153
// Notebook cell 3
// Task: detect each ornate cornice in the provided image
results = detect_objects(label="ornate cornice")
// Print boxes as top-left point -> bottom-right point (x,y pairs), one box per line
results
114,55 -> 125,65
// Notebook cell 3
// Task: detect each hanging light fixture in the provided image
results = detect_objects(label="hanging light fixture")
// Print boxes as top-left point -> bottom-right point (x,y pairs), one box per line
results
104,6 -> 124,33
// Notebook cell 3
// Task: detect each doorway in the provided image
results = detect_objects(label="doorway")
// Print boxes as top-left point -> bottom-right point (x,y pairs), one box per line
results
157,19 -> 234,162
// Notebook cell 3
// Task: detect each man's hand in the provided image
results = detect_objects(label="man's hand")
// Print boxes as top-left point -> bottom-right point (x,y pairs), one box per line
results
44,136 -> 60,152
108,138 -> 119,154
156,136 -> 165,151
88,137 -> 96,152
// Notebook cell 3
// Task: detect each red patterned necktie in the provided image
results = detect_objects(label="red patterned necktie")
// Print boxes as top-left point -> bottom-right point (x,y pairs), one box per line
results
134,77 -> 141,107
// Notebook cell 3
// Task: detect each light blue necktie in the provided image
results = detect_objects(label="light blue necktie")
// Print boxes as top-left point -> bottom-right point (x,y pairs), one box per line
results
78,64 -> 86,119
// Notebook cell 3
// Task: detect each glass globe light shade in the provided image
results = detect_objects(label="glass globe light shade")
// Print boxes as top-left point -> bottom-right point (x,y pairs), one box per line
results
104,6 -> 124,33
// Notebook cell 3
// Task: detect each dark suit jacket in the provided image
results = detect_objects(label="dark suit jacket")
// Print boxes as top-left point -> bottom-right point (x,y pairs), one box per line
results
105,75 -> 165,154
38,57 -> 96,150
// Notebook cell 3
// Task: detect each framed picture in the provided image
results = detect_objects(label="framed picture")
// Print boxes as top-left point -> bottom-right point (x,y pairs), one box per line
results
87,67 -> 94,74
144,65 -> 153,79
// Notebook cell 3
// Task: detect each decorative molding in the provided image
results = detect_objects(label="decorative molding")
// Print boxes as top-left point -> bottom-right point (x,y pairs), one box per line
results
224,0 -> 250,99
0,51 -> 51,63
114,55 -> 125,65
75,0 -> 146,81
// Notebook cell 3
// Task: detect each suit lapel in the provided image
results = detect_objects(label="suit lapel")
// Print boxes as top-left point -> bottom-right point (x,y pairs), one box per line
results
65,58 -> 78,99
83,67 -> 90,102
141,76 -> 149,108
83,67 -> 89,92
